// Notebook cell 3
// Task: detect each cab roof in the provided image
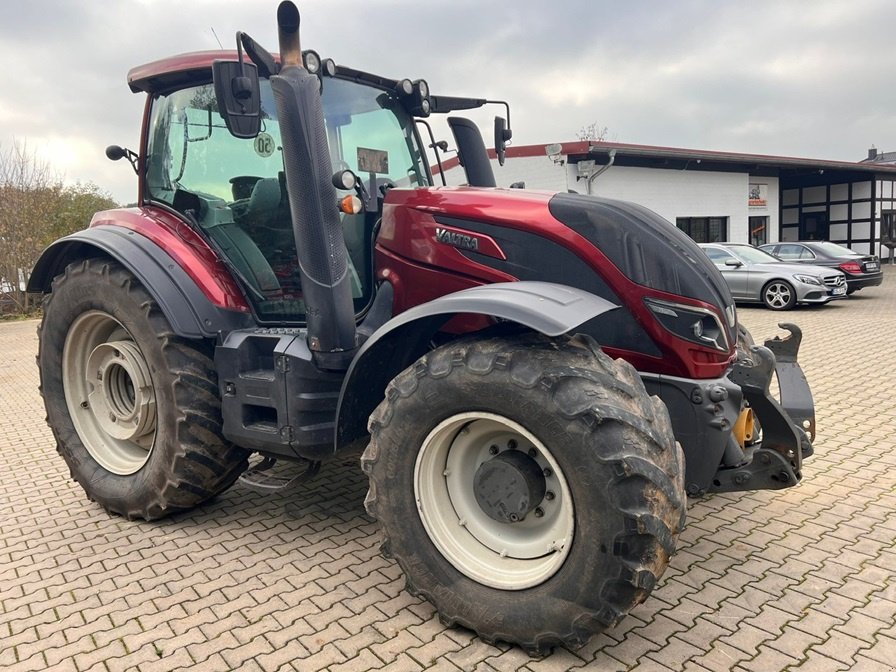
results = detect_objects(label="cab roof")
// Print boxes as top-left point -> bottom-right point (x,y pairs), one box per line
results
128,51 -> 241,93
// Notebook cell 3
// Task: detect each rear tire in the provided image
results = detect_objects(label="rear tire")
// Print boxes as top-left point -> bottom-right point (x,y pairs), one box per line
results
38,258 -> 249,520
761,279 -> 796,310
361,333 -> 685,654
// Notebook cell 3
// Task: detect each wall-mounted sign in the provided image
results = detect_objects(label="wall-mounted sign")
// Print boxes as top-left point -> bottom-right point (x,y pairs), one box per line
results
749,183 -> 768,207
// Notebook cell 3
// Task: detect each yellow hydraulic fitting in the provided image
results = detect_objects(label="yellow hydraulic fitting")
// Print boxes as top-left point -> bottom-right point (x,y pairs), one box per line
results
733,407 -> 756,447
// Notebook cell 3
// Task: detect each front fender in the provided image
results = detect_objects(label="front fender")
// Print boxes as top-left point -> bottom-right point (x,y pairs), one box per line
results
335,281 -> 618,450
27,227 -> 252,338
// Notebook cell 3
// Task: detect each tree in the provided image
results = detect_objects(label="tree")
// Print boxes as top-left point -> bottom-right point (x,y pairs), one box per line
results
0,140 -> 117,314
576,122 -> 609,143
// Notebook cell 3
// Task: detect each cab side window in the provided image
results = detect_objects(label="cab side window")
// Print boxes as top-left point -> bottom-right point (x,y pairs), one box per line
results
777,244 -> 813,260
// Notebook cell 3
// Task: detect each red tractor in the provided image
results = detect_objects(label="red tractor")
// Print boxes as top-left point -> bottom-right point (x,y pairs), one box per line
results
29,2 -> 814,654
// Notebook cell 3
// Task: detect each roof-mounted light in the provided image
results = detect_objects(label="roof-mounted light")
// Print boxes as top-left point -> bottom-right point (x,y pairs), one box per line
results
321,58 -> 336,77
408,79 -> 431,117
302,49 -> 321,73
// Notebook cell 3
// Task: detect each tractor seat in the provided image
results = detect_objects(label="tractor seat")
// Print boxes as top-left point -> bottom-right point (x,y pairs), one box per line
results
247,177 -> 282,223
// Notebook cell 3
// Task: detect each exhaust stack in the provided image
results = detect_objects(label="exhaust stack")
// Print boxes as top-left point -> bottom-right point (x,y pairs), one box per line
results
270,1 -> 357,362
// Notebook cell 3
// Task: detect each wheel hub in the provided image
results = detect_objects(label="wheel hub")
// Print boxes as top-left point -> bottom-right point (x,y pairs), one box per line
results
414,413 -> 574,590
85,340 -> 156,441
474,450 -> 546,523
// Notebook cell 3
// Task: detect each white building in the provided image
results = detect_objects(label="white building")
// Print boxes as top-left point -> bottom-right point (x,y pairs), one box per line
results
436,141 -> 896,258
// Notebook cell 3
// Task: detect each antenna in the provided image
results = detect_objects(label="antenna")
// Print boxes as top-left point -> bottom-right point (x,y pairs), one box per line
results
211,27 -> 224,50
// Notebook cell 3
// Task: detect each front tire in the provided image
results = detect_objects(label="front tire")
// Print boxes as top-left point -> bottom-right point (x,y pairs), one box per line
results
761,279 -> 796,310
361,333 -> 685,654
38,258 -> 249,520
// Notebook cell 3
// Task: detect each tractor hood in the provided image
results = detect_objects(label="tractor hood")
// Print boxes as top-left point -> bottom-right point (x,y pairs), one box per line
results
382,186 -> 734,314
379,186 -> 738,378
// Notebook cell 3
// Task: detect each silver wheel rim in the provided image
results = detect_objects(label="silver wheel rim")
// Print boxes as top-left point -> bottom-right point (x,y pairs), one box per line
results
414,412 -> 574,590
62,311 -> 157,475
764,282 -> 792,309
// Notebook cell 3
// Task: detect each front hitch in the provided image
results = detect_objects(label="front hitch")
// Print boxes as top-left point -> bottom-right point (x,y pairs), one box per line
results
764,323 -> 816,448
712,325 -> 815,493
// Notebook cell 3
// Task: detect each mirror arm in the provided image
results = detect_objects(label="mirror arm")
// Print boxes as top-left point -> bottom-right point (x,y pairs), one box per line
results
487,100 -> 511,133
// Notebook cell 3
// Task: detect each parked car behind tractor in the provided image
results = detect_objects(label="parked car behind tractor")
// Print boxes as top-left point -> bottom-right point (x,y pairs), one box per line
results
28,2 -> 816,654
700,242 -> 847,310
759,241 -> 883,294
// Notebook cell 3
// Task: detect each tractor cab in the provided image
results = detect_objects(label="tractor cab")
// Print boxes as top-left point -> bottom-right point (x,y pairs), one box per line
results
134,55 -> 431,323
128,45 -> 509,326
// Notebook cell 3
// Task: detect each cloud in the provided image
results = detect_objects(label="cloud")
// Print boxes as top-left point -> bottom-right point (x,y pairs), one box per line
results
2,0 -> 895,204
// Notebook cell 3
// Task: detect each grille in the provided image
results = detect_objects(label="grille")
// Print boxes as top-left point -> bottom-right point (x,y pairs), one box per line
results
823,274 -> 845,288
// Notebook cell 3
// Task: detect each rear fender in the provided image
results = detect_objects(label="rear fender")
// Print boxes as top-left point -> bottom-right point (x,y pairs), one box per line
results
335,281 -> 617,450
27,227 -> 253,338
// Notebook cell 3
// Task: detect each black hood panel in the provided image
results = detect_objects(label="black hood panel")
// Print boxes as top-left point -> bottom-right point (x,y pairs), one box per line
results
549,193 -> 734,310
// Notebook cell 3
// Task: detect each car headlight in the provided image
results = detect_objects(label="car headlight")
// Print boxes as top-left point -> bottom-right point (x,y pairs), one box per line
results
644,298 -> 730,352
793,274 -> 822,286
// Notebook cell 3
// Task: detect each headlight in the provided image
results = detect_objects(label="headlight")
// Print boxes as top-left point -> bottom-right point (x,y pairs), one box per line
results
793,274 -> 822,286
645,298 -> 730,352
302,50 -> 321,74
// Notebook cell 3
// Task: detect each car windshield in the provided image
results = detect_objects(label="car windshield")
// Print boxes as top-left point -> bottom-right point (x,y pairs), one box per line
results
728,246 -> 780,264
144,76 -> 428,322
812,242 -> 859,257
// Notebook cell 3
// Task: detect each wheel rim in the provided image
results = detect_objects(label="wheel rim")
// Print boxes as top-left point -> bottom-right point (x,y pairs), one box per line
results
414,412 -> 574,590
764,282 -> 792,309
62,311 -> 157,475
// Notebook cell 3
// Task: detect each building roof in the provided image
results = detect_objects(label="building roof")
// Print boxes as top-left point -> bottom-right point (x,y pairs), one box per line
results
436,140 -> 896,180
860,150 -> 896,165
528,141 -> 896,177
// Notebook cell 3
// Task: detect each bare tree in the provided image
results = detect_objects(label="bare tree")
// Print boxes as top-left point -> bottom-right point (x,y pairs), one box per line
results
0,141 -> 59,312
576,122 -> 609,143
0,141 -> 117,314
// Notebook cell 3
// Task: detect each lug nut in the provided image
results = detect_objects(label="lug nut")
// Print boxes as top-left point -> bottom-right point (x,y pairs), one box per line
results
528,448 -> 537,458
507,439 -> 517,450
543,467 -> 553,477
534,508 -> 544,518
545,491 -> 555,501
489,445 -> 499,455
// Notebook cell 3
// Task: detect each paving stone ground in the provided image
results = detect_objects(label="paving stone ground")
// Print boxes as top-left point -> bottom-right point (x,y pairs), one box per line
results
1,267 -> 895,672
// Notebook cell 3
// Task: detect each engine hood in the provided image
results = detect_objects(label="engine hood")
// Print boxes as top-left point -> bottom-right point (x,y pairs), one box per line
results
745,261 -> 842,277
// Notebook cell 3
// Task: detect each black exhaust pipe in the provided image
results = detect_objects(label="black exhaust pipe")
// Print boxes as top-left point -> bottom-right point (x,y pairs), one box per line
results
270,1 -> 356,361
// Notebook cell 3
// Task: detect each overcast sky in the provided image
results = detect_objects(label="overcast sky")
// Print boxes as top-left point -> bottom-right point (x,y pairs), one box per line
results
2,0 -> 895,204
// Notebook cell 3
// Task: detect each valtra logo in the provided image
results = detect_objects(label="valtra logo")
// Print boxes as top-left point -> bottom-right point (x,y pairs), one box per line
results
435,227 -> 480,252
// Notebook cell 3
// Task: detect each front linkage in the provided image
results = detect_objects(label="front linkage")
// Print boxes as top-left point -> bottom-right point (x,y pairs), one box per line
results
719,323 -> 813,493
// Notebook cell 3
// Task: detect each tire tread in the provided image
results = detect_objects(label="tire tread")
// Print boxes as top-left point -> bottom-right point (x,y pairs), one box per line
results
361,332 -> 685,654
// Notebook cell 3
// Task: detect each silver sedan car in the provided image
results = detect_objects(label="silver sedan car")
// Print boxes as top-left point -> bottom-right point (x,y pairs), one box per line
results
699,243 -> 847,310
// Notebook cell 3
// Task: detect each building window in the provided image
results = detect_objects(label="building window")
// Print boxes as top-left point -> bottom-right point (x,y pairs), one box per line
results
749,216 -> 768,246
676,217 -> 728,243
883,211 -> 896,247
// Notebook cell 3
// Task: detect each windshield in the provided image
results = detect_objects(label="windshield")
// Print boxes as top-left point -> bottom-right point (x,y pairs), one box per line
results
728,245 -> 780,264
144,76 -> 429,321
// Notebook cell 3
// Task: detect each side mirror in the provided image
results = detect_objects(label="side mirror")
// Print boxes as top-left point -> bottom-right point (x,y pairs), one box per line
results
494,116 -> 512,166
724,259 -> 743,268
213,60 -> 261,139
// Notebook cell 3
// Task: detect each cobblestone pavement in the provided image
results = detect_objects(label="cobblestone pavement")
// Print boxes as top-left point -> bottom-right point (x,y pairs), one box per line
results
2,268 -> 895,672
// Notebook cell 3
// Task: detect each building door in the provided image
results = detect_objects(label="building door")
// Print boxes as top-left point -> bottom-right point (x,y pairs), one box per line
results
800,212 -> 829,241
749,216 -> 768,246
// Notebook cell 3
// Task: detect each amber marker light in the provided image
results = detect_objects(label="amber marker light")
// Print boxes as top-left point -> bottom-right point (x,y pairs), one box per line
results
340,195 -> 363,214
